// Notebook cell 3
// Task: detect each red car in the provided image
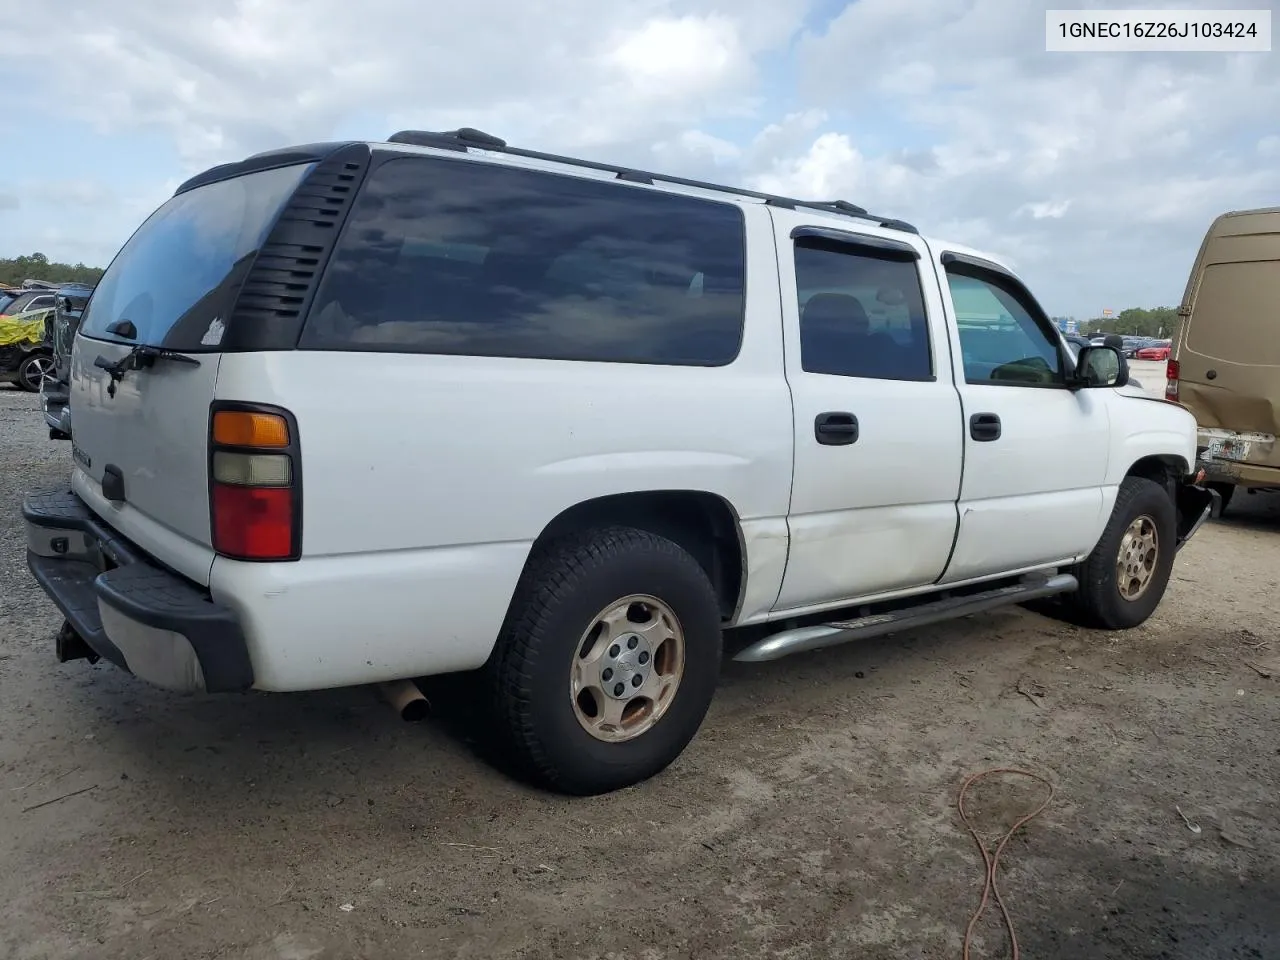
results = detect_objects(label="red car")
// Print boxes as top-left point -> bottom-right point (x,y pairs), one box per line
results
1136,340 -> 1171,361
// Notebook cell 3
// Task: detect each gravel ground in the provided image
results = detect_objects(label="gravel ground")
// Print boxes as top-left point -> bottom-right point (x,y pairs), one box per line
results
2,369 -> 1278,960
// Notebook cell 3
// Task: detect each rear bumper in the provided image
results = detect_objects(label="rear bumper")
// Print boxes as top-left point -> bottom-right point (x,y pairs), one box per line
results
1201,459 -> 1280,491
1196,428 -> 1280,490
23,489 -> 253,693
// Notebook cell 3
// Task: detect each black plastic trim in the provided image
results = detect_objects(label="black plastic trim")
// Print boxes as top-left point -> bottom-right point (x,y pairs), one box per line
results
1175,482 -> 1218,550
23,490 -> 254,692
389,127 -> 506,150
815,200 -> 869,216
219,143 -> 373,352
175,142 -> 360,195
791,225 -> 920,259
382,129 -> 919,234
386,130 -> 469,152
207,400 -> 304,562
939,250 -> 1017,280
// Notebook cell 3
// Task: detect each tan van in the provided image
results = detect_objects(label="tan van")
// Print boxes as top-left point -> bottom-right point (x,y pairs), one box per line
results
1169,207 -> 1280,512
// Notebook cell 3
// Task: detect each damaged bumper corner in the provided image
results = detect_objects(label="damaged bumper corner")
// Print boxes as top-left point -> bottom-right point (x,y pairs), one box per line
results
1174,464 -> 1219,551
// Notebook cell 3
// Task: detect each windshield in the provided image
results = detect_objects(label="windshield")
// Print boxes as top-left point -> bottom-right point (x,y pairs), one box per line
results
79,162 -> 312,349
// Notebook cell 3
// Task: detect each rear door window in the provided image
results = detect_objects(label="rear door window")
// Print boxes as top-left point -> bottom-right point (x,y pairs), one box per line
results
793,238 -> 933,381
79,162 -> 313,349
300,155 -> 747,365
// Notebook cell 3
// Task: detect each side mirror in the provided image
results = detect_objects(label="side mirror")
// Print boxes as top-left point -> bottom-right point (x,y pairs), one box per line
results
1072,345 -> 1129,389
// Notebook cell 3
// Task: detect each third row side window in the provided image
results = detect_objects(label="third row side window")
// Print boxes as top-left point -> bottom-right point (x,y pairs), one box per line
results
300,156 -> 747,366
794,238 -> 933,382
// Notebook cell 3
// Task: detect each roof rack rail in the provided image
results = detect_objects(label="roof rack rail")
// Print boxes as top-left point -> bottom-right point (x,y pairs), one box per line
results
383,129 -> 919,235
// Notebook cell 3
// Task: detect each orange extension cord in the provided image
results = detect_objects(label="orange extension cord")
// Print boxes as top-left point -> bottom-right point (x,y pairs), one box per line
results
956,768 -> 1056,960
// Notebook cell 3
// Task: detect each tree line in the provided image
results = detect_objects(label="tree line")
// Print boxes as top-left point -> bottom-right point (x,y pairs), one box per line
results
0,252 -> 105,288
1077,307 -> 1178,339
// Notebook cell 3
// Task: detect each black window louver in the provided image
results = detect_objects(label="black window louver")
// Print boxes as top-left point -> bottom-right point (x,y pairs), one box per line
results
221,144 -> 371,352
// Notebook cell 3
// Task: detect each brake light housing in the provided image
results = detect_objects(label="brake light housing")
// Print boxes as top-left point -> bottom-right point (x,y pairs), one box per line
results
1165,358 -> 1180,402
209,404 -> 301,561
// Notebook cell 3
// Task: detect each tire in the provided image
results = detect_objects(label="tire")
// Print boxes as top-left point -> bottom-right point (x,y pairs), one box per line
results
16,351 -> 53,393
1064,476 -> 1177,630
486,526 -> 723,795
1208,482 -> 1234,516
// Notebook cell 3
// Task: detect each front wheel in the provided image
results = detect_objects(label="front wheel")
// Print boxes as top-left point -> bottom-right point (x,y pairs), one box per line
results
486,526 -> 723,795
1065,476 -> 1177,629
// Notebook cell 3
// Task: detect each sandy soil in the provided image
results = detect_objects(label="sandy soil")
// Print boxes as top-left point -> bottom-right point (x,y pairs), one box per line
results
1,369 -> 1277,960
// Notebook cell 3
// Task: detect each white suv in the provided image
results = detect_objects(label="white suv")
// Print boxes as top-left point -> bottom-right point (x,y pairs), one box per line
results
24,128 -> 1216,795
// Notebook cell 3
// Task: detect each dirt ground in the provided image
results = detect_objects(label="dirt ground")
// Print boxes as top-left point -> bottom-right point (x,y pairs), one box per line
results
1,366 -> 1278,960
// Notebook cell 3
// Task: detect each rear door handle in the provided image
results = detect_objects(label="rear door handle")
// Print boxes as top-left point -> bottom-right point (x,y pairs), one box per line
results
969,412 -> 1001,442
815,412 -> 859,445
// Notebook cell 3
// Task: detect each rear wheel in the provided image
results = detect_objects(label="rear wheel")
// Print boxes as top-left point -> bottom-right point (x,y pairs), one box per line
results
1063,476 -> 1176,629
16,352 -> 53,392
486,526 -> 722,795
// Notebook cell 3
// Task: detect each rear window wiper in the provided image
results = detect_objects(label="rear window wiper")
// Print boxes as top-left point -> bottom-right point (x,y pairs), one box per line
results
94,344 -> 200,396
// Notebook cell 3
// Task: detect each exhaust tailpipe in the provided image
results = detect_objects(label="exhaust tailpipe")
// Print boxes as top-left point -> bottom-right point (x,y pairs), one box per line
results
379,679 -> 431,722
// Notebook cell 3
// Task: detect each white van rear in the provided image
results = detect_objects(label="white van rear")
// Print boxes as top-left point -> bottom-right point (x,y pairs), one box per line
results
1169,207 -> 1280,510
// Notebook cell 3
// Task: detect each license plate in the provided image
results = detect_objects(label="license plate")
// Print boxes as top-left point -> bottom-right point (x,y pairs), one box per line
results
1205,436 -> 1251,462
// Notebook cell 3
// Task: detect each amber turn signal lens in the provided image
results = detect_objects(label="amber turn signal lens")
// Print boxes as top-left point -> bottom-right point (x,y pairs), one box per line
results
212,410 -> 289,448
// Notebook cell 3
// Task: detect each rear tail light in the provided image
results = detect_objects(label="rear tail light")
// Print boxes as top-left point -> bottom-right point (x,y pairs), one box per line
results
1165,359 -> 1180,401
209,406 -> 300,561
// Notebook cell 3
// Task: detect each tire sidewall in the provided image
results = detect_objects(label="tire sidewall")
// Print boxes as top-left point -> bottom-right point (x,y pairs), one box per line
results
17,352 -> 50,392
1092,479 -> 1177,628
518,538 -> 722,791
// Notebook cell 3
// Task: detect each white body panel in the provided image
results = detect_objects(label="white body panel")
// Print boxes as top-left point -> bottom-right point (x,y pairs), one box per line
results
940,382 -> 1110,581
50,141 -> 1202,693
207,203 -> 794,687
67,341 -> 220,586
767,208 -> 964,612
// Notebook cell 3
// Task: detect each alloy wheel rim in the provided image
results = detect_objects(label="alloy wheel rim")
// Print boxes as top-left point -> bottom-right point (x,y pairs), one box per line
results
569,594 -> 686,743
1116,515 -> 1159,601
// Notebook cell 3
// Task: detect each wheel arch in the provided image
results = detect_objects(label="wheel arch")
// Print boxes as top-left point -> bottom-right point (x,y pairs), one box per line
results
530,490 -> 747,622
1124,453 -> 1191,494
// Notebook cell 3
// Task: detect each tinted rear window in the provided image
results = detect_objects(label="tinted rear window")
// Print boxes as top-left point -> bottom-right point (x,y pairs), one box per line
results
1187,260 -> 1280,366
299,155 -> 746,365
80,162 -> 313,349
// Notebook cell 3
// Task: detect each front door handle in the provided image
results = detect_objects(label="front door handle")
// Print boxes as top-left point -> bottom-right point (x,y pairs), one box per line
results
815,411 -> 859,445
970,412 -> 1001,442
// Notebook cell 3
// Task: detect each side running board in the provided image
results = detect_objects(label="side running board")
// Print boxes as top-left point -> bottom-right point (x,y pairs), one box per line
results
733,573 -> 1079,664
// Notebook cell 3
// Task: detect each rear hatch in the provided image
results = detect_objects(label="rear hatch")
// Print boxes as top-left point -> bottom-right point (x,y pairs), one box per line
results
69,162 -> 313,584
1175,209 -> 1280,470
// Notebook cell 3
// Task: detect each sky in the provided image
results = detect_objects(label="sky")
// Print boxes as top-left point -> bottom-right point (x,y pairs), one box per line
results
0,0 -> 1275,319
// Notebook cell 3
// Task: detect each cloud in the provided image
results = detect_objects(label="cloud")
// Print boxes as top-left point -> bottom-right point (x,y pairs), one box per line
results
1018,200 -> 1072,220
10,0 -> 809,169
776,0 -> 1280,312
26,181 -> 118,208
0,0 -> 1274,317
